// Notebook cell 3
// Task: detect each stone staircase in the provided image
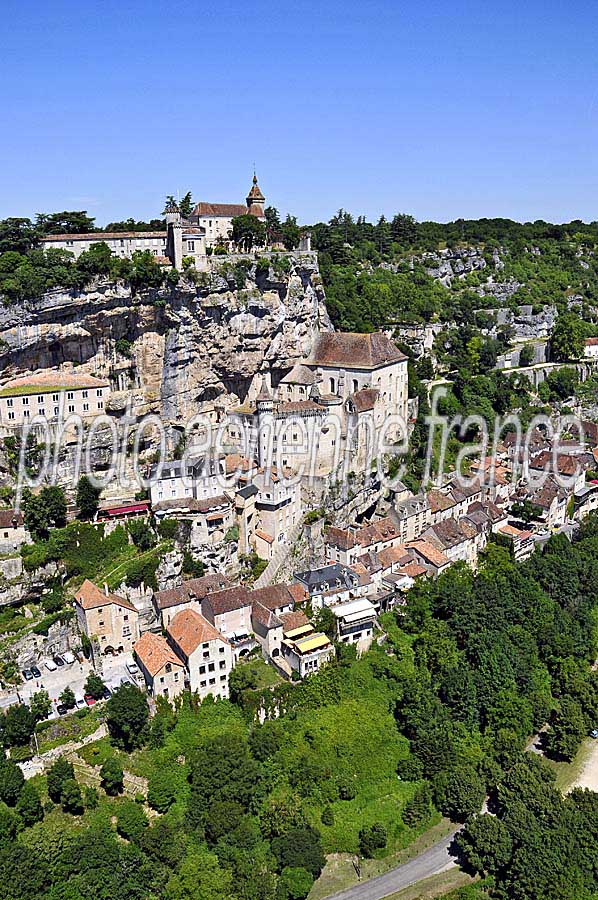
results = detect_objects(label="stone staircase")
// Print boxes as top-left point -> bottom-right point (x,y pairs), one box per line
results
254,520 -> 304,588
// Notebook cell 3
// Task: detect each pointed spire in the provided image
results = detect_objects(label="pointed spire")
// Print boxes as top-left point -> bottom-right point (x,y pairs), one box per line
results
256,374 -> 272,403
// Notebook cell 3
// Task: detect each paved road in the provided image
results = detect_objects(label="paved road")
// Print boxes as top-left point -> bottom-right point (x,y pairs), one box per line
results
327,828 -> 461,900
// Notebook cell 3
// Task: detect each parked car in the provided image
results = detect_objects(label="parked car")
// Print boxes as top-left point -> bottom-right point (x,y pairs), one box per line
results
56,704 -> 68,716
30,665 -> 41,678
53,655 -> 65,667
22,669 -> 33,681
74,693 -> 86,709
84,694 -> 96,707
62,651 -> 76,665
101,687 -> 112,700
45,659 -> 57,672
126,662 -> 140,676
590,729 -> 598,739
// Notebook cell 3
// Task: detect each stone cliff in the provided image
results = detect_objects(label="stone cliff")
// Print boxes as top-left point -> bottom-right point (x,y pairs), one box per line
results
0,251 -> 331,423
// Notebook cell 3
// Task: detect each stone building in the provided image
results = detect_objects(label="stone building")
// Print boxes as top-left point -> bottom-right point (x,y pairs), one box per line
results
226,331 -> 409,478
166,608 -> 234,699
0,372 -> 110,431
133,631 -> 185,700
74,579 -> 140,656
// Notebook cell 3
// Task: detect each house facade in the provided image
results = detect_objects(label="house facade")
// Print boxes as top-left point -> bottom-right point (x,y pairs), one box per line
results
74,579 -> 140,656
166,608 -> 233,699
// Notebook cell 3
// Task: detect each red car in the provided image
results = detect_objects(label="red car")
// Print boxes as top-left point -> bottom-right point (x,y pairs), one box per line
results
84,694 -> 96,706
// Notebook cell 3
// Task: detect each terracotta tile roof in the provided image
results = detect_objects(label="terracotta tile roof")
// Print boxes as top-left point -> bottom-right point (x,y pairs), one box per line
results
41,231 -> 166,241
74,579 -> 137,613
400,561 -> 427,578
154,574 -> 233,610
251,584 -> 295,611
426,518 -> 477,549
247,176 -> 265,201
348,387 -> 379,413
529,451 -> 592,477
356,516 -> 402,547
585,337 -> 598,346
204,585 -> 252,616
308,332 -> 406,369
255,529 -> 274,544
192,202 -> 247,218
407,540 -> 450,569
377,545 -> 409,568
251,601 -> 283,630
326,526 -> 358,551
167,608 -> 226,656
246,203 -> 266,218
280,609 -> 310,634
0,510 -> 23,529
134,632 -> 183,677
427,489 -> 455,513
288,583 -> 308,605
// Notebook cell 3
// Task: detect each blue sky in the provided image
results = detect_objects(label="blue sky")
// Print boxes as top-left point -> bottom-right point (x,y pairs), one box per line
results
2,0 -> 598,226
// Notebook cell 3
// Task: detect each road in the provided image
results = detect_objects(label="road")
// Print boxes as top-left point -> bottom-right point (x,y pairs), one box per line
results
326,829 -> 460,900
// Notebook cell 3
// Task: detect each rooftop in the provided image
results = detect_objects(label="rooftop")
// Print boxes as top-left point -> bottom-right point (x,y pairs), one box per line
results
134,632 -> 183,677
167,608 -> 226,656
0,372 -> 109,398
74,579 -> 136,613
307,332 -> 406,370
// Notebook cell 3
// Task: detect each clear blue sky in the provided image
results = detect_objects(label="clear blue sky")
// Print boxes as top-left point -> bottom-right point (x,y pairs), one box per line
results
2,0 -> 598,226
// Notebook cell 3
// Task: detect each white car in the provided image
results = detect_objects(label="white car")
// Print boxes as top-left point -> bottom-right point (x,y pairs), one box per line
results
74,693 -> 86,709
45,659 -> 57,672
62,651 -> 76,665
126,662 -> 140,676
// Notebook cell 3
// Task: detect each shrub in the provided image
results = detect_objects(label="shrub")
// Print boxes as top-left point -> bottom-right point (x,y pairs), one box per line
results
116,799 -> 148,842
100,757 -> 124,795
358,822 -> 387,858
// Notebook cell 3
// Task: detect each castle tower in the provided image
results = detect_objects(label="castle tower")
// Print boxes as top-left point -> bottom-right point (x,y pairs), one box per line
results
256,374 -> 274,468
246,174 -> 265,217
163,198 -> 183,268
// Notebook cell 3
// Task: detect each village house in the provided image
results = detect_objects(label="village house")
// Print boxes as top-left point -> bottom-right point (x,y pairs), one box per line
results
406,539 -> 452,577
584,337 -> 598,359
251,469 -> 303,560
497,523 -> 535,561
0,510 -> 28,552
525,476 -> 569,528
201,585 -> 255,658
149,455 -> 226,506
325,516 -> 405,566
0,372 -> 110,431
331,597 -> 378,653
133,631 -> 185,700
166,608 -> 233,699
422,517 -> 480,567
153,574 -> 233,627
281,620 -> 334,679
74,579 -> 140,656
392,493 -> 431,543
293,563 -> 363,611
40,230 -> 168,260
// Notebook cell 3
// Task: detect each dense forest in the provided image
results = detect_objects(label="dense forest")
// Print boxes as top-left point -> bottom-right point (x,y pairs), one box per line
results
1,517 -> 598,900
311,210 -> 598,334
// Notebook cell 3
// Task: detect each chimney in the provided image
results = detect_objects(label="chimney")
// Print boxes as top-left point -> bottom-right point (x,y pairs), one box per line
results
104,583 -> 109,596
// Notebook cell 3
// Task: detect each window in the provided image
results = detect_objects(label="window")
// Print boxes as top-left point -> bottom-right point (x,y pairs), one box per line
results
67,392 -> 74,400
39,408 -> 45,417
66,240 -> 74,246
220,675 -> 226,682
7,412 -> 14,421
165,663 -> 171,673
68,405 -> 75,413
200,680 -> 206,688
209,678 -> 216,686
54,407 -> 59,416
219,660 -> 226,670
188,241 -> 195,251
97,389 -> 103,396
82,390 -> 88,399
83,403 -> 89,412
352,379 -> 358,392
22,397 -> 29,405
99,620 -> 104,626
160,676 -> 164,683
37,395 -> 44,403
97,401 -> 103,409
23,410 -> 29,418
6,399 -> 13,407
199,665 -> 206,674
219,646 -> 225,654
208,662 -> 215,672
52,394 -> 59,402
329,377 -> 336,393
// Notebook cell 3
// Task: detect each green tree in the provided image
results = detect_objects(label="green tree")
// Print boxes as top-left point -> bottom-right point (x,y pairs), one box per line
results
46,757 -> 75,803
165,846 -> 236,900
0,758 -> 25,805
231,214 -> 266,251
358,822 -> 387,858
402,783 -> 433,827
59,686 -> 76,710
30,690 -> 51,723
15,781 -> 43,825
179,192 -> 194,218
60,777 -> 83,814
205,799 -> 245,846
3,703 -> 35,747
84,672 -> 106,700
279,866 -> 314,900
147,768 -> 177,812
76,476 -> 101,520
106,684 -> 149,750
36,210 -> 95,234
433,765 -> 485,822
281,215 -> 302,250
550,313 -> 584,361
22,486 -> 67,540
456,813 -> 513,876
519,344 -> 535,367
100,757 -> 124,795
546,697 -> 587,760
116,798 -> 148,842
271,825 -> 325,877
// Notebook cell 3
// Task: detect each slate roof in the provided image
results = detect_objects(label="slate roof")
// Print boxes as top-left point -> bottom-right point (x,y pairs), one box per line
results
154,574 -> 233,610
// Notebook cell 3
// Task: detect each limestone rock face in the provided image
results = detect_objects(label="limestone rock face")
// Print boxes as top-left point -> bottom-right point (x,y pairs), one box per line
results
0,252 -> 331,426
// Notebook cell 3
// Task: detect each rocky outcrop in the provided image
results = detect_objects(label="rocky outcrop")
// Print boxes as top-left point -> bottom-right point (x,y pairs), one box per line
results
0,252 -> 331,425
